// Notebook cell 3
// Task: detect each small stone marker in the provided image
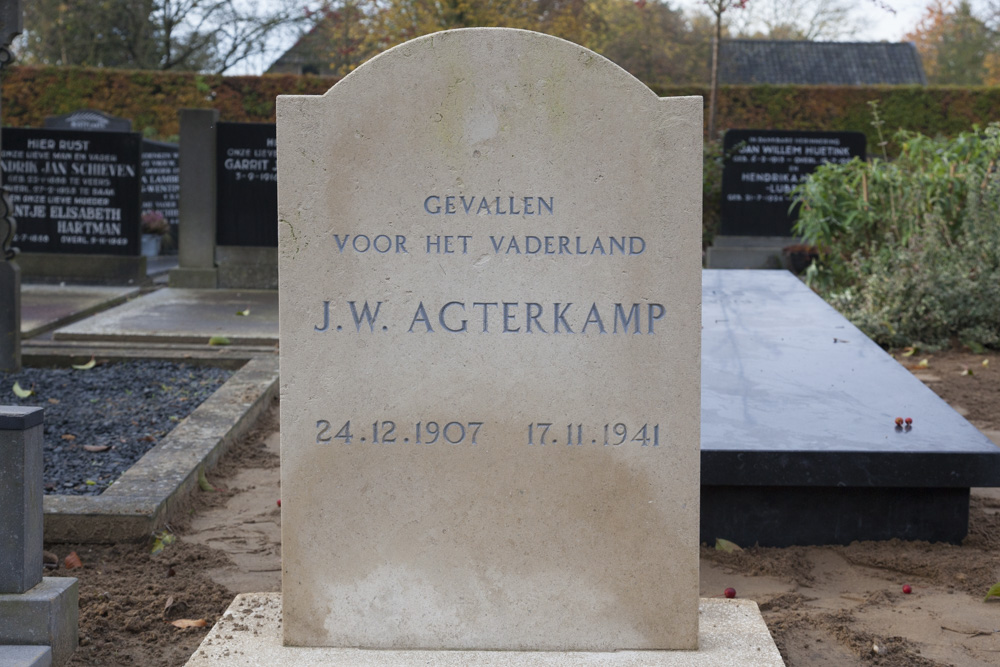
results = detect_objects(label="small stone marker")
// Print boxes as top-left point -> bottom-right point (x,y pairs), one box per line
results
0,406 -> 43,594
278,28 -> 702,651
0,405 -> 79,666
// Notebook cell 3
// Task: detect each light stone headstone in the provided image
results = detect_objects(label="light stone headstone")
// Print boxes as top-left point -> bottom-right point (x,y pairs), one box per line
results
277,28 -> 702,652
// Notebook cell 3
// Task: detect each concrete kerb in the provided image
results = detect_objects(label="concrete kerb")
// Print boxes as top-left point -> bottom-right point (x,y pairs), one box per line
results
41,355 -> 279,543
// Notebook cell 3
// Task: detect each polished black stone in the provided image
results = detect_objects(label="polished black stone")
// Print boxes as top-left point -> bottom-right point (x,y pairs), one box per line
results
700,270 -> 1000,546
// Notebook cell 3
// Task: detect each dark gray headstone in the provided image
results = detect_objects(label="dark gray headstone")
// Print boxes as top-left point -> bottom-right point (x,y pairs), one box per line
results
44,109 -> 132,133
0,406 -> 44,594
216,122 -> 277,247
720,129 -> 866,237
1,127 -> 142,255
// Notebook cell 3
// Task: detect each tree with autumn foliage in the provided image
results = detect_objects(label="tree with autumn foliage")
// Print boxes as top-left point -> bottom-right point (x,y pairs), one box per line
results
905,0 -> 999,85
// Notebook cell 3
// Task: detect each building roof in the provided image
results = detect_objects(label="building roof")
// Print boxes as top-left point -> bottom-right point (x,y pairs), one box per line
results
719,40 -> 927,85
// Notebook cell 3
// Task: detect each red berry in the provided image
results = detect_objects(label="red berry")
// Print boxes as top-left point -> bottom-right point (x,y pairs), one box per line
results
277,499 -> 281,507
724,587 -> 736,599
902,584 -> 912,594
895,417 -> 904,426
905,418 -> 913,425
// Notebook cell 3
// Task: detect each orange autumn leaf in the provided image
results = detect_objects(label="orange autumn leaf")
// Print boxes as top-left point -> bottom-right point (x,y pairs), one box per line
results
171,618 -> 208,629
64,551 -> 83,569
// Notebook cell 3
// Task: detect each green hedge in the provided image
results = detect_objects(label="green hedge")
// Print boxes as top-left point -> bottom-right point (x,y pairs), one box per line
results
3,66 -> 999,146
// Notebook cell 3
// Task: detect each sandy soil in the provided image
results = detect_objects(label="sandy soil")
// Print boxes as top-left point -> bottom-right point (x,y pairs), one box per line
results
45,350 -> 1000,666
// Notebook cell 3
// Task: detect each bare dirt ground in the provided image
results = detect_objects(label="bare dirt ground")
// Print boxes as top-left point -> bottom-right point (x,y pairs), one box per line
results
45,350 -> 1000,666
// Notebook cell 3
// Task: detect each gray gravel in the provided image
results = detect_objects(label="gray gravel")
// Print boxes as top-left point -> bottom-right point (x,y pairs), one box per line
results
3,360 -> 234,495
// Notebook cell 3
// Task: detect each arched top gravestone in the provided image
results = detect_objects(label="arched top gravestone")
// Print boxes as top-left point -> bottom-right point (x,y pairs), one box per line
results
277,28 -> 702,651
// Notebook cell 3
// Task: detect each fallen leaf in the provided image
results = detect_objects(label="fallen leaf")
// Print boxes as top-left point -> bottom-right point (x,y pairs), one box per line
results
961,367 -> 974,376
64,551 -> 83,569
198,468 -> 216,492
83,445 -> 110,453
208,335 -> 231,346
61,434 -> 76,441
12,381 -> 33,398
901,346 -> 917,357
236,308 -> 250,316
917,358 -> 929,368
85,480 -> 96,486
48,398 -> 60,405
983,359 -> 990,368
151,531 -> 176,556
715,538 -> 743,553
985,582 -> 1000,602
72,357 -> 96,370
170,619 -> 208,629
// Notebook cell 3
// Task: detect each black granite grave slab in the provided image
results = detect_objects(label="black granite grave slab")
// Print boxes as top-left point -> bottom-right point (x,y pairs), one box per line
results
701,270 -> 1000,546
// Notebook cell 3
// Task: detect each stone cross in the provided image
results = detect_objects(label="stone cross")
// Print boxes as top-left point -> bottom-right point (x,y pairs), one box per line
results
0,0 -> 22,372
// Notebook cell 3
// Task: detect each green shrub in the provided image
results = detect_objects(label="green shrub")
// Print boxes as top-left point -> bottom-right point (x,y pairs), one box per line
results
792,118 -> 1000,349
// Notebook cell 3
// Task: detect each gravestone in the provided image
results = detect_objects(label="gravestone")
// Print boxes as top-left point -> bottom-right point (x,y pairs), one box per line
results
213,121 -> 277,288
277,28 -> 702,651
216,122 -> 277,247
0,127 -> 145,283
140,140 -> 180,247
707,129 -> 865,269
43,110 -> 180,252
44,109 -> 132,133
719,129 -> 866,237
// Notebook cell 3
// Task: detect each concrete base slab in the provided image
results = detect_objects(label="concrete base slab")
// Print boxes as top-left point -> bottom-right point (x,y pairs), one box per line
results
42,356 -> 279,543
20,285 -> 140,339
0,645 -> 52,667
185,594 -> 783,666
705,236 -> 794,269
0,578 -> 77,667
51,288 -> 277,346
169,267 -> 218,289
15,253 -> 147,286
216,247 -> 277,290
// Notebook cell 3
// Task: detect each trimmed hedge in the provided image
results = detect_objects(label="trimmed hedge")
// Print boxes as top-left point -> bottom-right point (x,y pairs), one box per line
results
3,66 -> 999,146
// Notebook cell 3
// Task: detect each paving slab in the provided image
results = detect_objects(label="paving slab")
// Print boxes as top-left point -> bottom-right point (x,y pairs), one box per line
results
701,269 -> 1000,546
184,594 -> 783,666
0,645 -> 52,667
42,356 -> 279,543
51,288 -> 278,346
20,285 -> 140,339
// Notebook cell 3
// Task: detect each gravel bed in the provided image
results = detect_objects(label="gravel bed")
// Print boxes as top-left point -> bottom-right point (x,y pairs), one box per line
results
3,360 -> 234,495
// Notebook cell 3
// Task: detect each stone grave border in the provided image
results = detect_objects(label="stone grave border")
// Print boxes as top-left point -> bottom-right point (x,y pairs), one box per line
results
39,353 -> 278,543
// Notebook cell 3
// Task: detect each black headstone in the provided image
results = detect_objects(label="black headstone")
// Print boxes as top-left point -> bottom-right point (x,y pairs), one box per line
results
215,122 -> 277,247
720,129 -> 866,237
140,139 -> 179,243
44,109 -> 133,133
1,128 -> 142,255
